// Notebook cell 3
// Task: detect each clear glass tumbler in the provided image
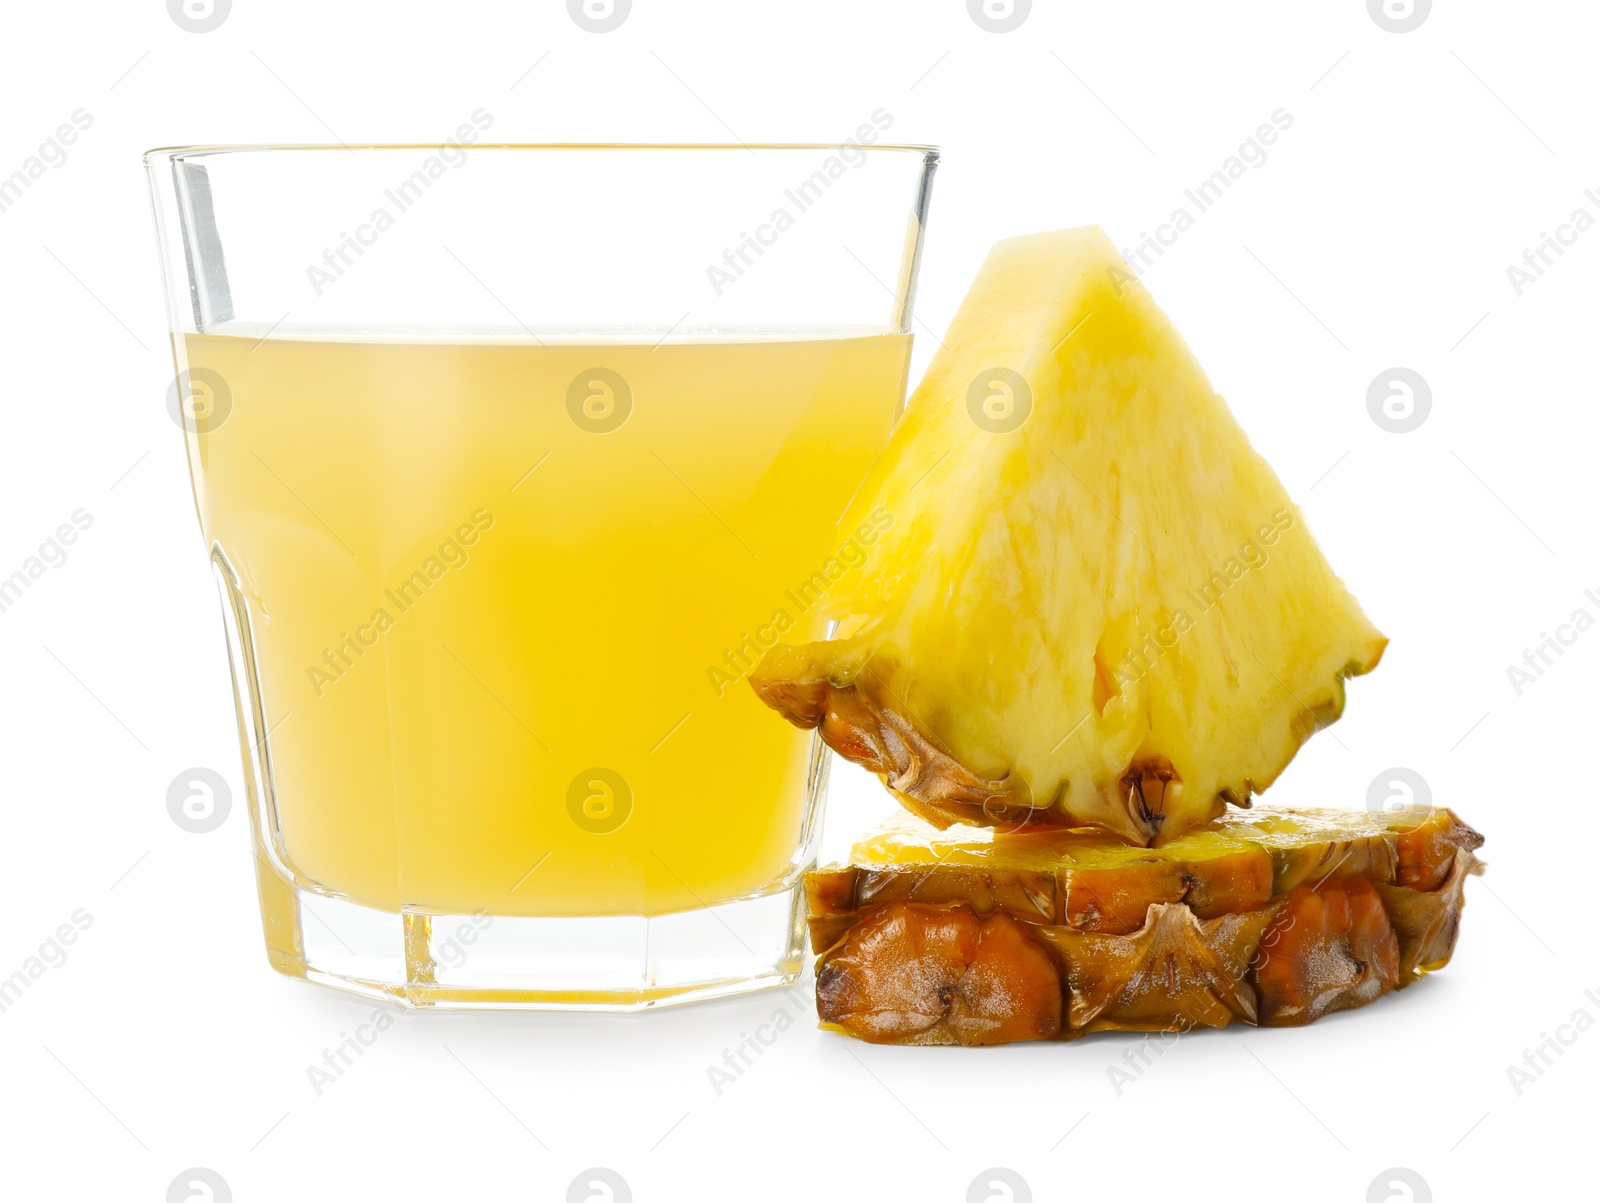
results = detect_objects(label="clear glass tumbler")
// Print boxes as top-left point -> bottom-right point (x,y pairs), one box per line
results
145,143 -> 937,1008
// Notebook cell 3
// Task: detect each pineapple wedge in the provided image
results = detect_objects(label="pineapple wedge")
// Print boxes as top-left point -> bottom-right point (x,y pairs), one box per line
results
751,227 -> 1386,844
809,804 -> 1483,1045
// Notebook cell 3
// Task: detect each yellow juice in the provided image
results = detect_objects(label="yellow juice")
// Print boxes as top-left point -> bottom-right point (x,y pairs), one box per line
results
179,331 -> 910,917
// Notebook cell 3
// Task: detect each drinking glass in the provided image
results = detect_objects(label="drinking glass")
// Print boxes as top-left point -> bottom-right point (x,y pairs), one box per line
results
146,142 -> 937,1007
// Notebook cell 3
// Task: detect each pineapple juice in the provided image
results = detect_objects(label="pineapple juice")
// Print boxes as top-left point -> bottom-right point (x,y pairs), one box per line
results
179,330 -> 910,918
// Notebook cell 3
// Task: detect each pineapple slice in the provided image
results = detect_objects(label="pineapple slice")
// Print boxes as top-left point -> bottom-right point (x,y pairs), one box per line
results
751,227 -> 1386,844
807,804 -> 1482,1045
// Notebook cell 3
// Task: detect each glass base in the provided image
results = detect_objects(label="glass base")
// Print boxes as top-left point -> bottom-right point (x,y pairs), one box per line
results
257,866 -> 809,1010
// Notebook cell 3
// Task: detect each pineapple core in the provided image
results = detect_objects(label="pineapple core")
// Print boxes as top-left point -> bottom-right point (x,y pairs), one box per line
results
751,226 -> 1385,845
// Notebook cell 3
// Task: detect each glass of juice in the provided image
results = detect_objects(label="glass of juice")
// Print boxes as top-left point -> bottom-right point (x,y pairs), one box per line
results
145,142 -> 937,1007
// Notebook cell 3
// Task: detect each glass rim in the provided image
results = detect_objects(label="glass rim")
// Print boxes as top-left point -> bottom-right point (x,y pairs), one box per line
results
144,142 -> 941,162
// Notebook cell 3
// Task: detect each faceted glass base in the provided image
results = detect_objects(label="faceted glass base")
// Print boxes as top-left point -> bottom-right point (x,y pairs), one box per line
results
255,861 -> 809,1010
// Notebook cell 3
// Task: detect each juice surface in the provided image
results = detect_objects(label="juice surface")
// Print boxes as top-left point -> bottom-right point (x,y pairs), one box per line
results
180,330 -> 910,916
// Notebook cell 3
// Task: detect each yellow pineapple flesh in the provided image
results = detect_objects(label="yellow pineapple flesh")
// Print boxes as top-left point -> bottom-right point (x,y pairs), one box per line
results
751,227 -> 1386,844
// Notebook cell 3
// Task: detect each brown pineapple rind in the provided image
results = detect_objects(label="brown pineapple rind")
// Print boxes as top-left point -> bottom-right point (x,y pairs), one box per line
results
1378,846 -> 1484,978
1254,879 -> 1400,1026
751,659 -> 1052,831
816,904 -> 1062,1045
805,864 -> 1057,953
809,807 -> 1483,1045
1042,905 -> 1278,1033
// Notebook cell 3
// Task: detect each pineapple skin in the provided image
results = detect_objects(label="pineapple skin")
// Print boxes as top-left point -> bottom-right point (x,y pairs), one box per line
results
807,805 -> 1483,1046
752,227 -> 1387,845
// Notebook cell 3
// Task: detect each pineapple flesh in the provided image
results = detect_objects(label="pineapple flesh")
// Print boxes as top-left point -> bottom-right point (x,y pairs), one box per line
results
751,227 -> 1387,844
809,804 -> 1483,1045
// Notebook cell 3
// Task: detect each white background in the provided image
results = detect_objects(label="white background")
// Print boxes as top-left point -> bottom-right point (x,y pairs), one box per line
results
1,2 -> 1594,1200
